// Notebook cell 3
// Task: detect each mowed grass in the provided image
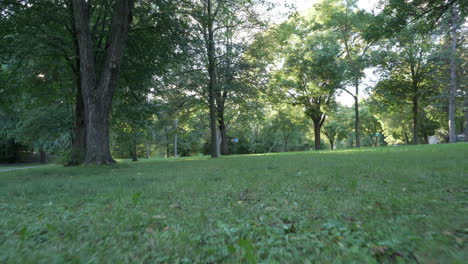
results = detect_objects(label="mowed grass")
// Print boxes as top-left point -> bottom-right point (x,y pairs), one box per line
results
0,144 -> 466,263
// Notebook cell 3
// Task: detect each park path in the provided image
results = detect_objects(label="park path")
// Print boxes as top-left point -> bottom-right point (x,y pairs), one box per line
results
0,165 -> 50,172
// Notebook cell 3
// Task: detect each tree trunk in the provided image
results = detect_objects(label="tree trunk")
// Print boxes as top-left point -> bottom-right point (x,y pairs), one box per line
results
131,134 -> 137,161
404,131 -> 410,144
145,142 -> 150,158
284,136 -> 289,152
465,90 -> 468,142
218,113 -> 229,155
67,27 -> 85,166
369,135 -> 375,147
412,96 -> 419,145
207,0 -> 220,158
329,139 -> 334,150
354,84 -> 361,148
313,121 -> 321,150
174,119 -> 178,158
165,129 -> 170,158
448,6 -> 458,143
39,148 -> 48,164
68,81 -> 86,165
72,0 -> 135,164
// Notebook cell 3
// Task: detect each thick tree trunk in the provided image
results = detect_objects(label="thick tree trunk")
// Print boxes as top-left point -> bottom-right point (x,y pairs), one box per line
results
313,121 -> 321,150
448,6 -> 458,143
329,139 -> 334,150
72,0 -> 135,164
207,0 -> 220,158
412,96 -> 419,145
354,92 -> 361,148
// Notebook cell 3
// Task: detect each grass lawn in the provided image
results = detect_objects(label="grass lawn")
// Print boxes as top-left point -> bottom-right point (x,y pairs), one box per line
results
0,144 -> 466,263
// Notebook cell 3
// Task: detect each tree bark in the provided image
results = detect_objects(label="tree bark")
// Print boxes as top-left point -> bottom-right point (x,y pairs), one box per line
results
67,22 -> 86,166
68,81 -> 86,165
145,142 -> 150,158
131,134 -> 137,161
72,0 -> 135,164
465,89 -> 468,142
207,0 -> 220,158
218,112 -> 229,155
448,6 -> 458,143
174,119 -> 178,158
412,96 -> 419,145
313,120 -> 322,150
165,129 -> 170,158
354,89 -> 361,147
284,135 -> 289,152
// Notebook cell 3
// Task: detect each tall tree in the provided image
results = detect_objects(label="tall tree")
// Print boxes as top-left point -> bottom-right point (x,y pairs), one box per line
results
373,27 -> 438,144
257,16 -> 345,150
448,6 -> 459,143
187,0 -> 261,157
72,0 -> 135,164
312,0 -> 378,148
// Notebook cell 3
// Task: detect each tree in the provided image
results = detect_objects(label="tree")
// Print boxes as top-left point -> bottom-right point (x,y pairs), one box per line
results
380,1 -> 466,144
72,0 -> 135,164
271,105 -> 307,152
187,0 -> 261,157
260,16 -> 345,150
372,27 -> 437,144
312,0 -> 378,148
448,6 -> 460,143
322,105 -> 351,149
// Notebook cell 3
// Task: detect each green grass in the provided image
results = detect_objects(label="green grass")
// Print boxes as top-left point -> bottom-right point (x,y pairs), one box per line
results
1,144 -> 467,263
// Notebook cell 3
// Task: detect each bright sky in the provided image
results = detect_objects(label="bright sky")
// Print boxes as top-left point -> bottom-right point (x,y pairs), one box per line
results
271,0 -> 380,106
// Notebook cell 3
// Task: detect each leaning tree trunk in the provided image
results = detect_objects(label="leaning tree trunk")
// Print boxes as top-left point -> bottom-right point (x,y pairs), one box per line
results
412,96 -> 419,145
72,0 -> 135,164
448,6 -> 458,143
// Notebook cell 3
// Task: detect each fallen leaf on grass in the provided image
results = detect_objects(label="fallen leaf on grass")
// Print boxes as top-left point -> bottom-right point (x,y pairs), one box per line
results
152,214 -> 166,219
170,203 -> 181,209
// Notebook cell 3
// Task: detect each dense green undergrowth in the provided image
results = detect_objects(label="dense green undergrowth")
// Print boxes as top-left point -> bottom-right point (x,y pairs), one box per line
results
0,144 -> 467,263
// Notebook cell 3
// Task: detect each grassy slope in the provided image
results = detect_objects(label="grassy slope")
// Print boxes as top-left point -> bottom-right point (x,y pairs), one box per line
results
0,144 -> 466,263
